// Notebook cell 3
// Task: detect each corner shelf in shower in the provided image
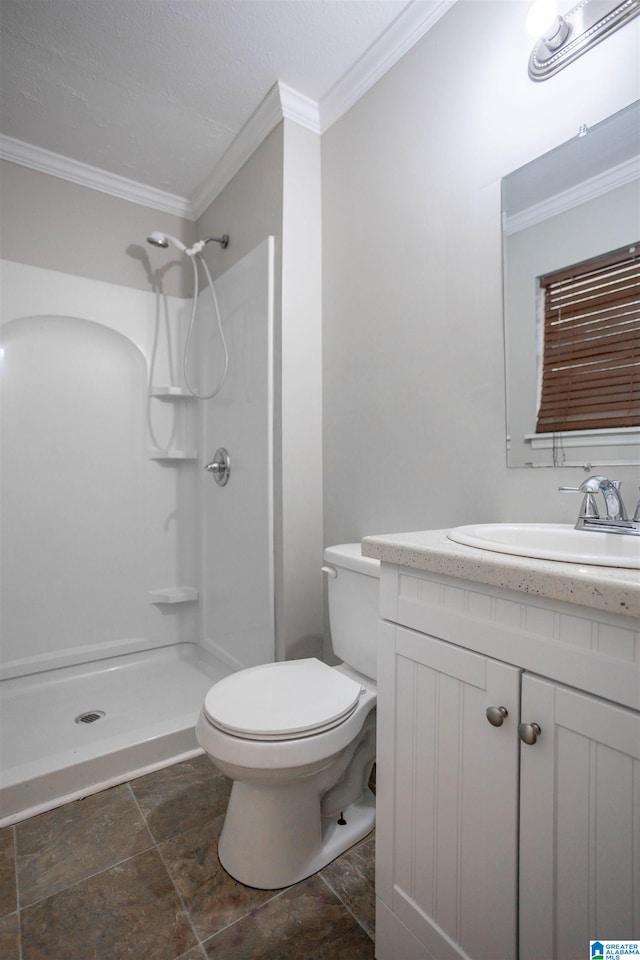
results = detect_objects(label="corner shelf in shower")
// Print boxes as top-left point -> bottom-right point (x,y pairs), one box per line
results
147,448 -> 198,460
149,386 -> 197,399
148,586 -> 199,604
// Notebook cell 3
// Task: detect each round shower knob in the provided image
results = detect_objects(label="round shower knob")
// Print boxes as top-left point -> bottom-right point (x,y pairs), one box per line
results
204,448 -> 230,486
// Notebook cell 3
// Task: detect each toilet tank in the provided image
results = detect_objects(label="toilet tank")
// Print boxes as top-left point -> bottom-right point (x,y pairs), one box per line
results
323,543 -> 381,681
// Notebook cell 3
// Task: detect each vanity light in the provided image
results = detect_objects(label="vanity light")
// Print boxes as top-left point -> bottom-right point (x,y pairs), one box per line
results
527,0 -> 640,80
526,0 -> 571,50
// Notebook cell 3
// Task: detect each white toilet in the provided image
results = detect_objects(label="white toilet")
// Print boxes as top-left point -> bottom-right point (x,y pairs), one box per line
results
195,543 -> 380,889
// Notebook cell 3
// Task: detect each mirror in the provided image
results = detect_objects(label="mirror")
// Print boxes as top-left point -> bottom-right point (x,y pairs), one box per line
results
502,100 -> 640,468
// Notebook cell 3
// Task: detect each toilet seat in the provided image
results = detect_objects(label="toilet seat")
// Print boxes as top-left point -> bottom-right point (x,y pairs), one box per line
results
203,658 -> 364,741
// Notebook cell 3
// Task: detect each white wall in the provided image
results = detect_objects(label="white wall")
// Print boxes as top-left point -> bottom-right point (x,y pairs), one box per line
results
0,261 -> 199,676
198,238 -> 276,671
0,160 -> 194,297
196,125 -> 283,282
322,0 -> 640,545
198,120 -> 324,662
279,120 -> 324,661
1,119 -> 325,671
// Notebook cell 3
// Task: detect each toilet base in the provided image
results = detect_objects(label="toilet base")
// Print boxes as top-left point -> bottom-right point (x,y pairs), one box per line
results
218,786 -> 375,889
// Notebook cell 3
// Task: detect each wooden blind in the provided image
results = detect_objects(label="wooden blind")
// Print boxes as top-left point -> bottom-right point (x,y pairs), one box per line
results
535,243 -> 640,434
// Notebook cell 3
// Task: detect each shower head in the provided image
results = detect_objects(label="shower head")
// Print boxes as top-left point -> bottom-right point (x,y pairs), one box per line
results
146,232 -> 169,249
146,231 -> 188,253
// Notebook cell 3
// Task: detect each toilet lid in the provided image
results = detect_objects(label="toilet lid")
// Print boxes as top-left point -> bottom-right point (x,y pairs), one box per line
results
203,658 -> 363,740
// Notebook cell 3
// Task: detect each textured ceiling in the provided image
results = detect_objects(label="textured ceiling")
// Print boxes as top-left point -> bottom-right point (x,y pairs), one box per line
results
0,0 -> 421,199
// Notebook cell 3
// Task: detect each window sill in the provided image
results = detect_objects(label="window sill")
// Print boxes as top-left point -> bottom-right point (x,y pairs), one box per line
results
522,427 -> 640,468
526,428 -> 640,450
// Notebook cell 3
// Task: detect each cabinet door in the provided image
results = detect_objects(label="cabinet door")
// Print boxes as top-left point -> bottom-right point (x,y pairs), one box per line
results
376,624 -> 521,960
519,675 -> 640,960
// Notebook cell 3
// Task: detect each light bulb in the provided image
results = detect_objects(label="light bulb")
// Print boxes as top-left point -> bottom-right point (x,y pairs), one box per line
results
526,0 -> 559,37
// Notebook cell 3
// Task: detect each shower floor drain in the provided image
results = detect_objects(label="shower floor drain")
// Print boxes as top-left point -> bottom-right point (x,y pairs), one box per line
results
75,710 -> 106,725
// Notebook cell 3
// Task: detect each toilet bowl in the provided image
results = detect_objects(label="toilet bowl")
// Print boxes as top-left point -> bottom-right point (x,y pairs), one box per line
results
196,544 -> 380,889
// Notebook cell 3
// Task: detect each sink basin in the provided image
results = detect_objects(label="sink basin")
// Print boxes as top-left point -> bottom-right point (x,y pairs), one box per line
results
447,523 -> 640,569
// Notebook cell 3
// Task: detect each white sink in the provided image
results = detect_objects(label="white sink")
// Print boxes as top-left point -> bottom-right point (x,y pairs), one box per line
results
447,523 -> 640,569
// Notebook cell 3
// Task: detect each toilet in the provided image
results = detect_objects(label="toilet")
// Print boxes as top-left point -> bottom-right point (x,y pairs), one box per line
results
195,543 -> 380,889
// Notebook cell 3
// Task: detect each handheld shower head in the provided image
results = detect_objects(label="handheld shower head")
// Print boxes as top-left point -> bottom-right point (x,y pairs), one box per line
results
144,228 -> 230,400
146,232 -> 169,248
146,231 -> 187,253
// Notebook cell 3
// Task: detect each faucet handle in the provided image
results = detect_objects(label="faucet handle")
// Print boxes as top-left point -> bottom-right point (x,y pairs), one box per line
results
559,476 -> 609,493
558,485 -> 600,519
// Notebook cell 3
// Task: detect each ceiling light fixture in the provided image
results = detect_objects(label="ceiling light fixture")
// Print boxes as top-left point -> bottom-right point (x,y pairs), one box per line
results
527,0 -> 640,80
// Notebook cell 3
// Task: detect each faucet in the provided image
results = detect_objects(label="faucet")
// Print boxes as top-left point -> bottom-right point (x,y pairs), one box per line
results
559,475 -> 640,535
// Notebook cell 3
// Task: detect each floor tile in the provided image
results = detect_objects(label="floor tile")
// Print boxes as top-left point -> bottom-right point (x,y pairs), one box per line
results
159,813 -> 283,941
20,848 -> 196,960
0,912 -> 20,960
202,873 -> 375,959
130,754 -> 231,843
0,827 -> 16,917
176,947 -> 207,960
15,783 -> 153,906
8,753 -> 377,957
321,833 -> 375,938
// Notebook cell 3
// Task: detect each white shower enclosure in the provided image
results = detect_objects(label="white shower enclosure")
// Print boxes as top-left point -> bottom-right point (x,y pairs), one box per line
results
0,237 -> 275,824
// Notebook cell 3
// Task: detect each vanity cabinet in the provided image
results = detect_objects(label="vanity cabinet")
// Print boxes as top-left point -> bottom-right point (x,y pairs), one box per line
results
519,674 -> 640,960
376,623 -> 521,960
374,562 -> 640,960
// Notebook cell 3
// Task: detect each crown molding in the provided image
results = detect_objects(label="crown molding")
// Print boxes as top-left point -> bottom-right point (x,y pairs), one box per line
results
503,155 -> 640,235
189,83 -> 283,218
0,134 -> 194,219
191,1 -> 455,217
320,0 -> 457,130
279,82 -> 322,134
0,0 -> 456,220
190,81 -> 322,219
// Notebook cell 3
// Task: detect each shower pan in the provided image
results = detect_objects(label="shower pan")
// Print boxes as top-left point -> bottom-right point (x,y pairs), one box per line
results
1,645 -> 231,823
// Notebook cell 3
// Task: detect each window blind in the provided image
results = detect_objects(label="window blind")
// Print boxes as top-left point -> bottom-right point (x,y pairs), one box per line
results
535,243 -> 640,434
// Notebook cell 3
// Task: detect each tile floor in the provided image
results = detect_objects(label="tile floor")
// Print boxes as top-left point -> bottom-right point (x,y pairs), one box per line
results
0,754 -> 376,959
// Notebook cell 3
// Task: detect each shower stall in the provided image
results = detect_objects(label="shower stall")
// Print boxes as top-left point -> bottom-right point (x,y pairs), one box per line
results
0,237 -> 275,825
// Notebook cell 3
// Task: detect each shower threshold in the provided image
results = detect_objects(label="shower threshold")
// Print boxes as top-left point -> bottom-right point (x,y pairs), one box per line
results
0,642 -> 232,826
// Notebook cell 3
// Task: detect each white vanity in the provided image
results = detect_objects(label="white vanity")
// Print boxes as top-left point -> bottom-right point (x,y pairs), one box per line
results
363,529 -> 640,960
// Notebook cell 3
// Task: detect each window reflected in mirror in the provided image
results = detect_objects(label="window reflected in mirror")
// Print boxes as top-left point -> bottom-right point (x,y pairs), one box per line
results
535,243 -> 639,435
502,100 -> 640,468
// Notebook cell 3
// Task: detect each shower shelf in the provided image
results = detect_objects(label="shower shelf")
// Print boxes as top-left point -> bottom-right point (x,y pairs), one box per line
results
148,448 -> 198,460
148,586 -> 199,604
149,386 -> 196,399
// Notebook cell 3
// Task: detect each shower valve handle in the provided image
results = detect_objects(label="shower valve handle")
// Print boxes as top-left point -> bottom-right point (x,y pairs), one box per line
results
204,448 -> 230,486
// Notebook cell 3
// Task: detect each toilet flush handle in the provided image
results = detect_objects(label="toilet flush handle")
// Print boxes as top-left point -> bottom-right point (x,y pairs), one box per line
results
321,565 -> 338,578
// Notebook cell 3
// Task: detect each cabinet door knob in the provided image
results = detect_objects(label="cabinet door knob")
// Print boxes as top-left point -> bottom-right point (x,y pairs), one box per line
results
518,722 -> 542,745
486,705 -> 509,727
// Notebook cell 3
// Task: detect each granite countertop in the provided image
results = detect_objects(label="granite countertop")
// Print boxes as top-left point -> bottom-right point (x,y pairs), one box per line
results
362,529 -> 640,620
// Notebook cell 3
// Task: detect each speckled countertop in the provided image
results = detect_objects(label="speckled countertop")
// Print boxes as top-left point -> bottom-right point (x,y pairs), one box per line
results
362,529 -> 640,620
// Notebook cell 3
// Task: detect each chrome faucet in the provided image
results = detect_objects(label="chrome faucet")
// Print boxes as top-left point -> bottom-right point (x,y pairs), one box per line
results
559,475 -> 640,535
